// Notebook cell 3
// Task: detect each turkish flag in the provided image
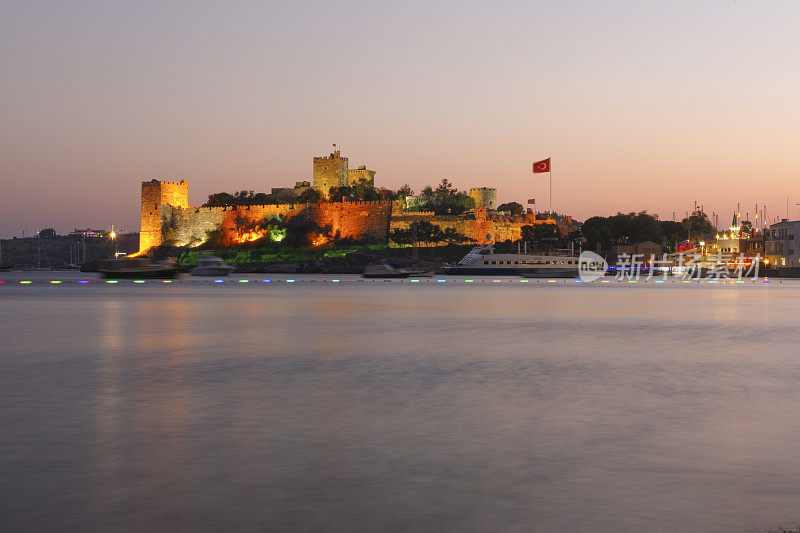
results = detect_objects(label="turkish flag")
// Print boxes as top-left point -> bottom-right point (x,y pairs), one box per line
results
533,158 -> 550,173
527,198 -> 536,204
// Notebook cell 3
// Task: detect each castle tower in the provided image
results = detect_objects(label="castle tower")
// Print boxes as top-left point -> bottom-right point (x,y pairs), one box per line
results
347,165 -> 376,188
313,150 -> 349,197
469,187 -> 498,211
139,179 -> 189,253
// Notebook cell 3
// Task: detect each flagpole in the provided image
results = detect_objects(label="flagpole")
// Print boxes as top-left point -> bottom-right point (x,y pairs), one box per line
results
549,159 -> 552,215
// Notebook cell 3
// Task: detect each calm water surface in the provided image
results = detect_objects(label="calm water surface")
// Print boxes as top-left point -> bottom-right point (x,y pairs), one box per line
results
2,272 -> 800,532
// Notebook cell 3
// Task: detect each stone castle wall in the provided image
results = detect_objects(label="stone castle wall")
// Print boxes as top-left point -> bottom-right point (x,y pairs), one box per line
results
161,201 -> 393,247
140,180 -> 568,253
389,205 -> 556,244
140,179 -> 189,252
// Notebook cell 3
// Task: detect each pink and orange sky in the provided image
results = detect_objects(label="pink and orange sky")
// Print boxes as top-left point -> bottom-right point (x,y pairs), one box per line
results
2,1 -> 799,237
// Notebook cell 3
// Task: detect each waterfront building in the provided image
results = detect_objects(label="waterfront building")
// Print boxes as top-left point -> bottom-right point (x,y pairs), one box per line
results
611,241 -> 663,265
709,224 -> 763,257
765,219 -> 800,267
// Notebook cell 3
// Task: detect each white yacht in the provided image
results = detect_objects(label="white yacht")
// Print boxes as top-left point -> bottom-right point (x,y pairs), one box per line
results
191,256 -> 234,277
443,245 -> 582,277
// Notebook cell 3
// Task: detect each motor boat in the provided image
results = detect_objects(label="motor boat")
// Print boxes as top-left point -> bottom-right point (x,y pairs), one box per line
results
97,258 -> 178,279
442,244 -> 581,277
363,263 -> 409,278
190,256 -> 234,277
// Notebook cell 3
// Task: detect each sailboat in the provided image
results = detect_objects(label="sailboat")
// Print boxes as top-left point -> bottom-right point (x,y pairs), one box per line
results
0,233 -> 13,271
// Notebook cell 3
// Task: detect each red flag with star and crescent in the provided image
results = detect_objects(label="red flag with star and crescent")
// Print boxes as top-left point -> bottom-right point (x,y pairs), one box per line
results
533,158 -> 550,173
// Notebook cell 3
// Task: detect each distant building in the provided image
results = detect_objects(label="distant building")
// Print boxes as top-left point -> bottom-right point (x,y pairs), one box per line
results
711,226 -> 763,257
404,195 -> 428,210
69,228 -> 106,238
469,187 -> 497,211
312,150 -> 376,197
348,166 -> 375,188
765,219 -> 800,267
611,241 -> 663,265
271,181 -> 312,197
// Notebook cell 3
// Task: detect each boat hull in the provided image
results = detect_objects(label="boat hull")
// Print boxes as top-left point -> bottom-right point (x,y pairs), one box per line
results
363,272 -> 409,278
98,268 -> 178,279
522,268 -> 579,278
190,267 -> 233,277
441,266 -> 522,275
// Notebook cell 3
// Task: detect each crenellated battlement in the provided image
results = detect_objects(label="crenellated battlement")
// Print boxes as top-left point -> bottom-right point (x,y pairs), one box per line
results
181,199 -> 394,214
144,178 -> 188,186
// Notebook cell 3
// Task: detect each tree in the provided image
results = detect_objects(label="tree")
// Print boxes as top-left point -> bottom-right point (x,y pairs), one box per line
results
604,211 -> 663,244
660,220 -> 687,251
389,227 -> 413,245
441,227 -> 474,245
352,183 -> 381,201
434,178 -> 456,202
298,188 -> 324,204
203,192 -> 235,207
579,217 -> 613,252
416,220 -> 442,247
521,223 -> 558,243
497,202 -> 524,215
233,190 -> 256,204
273,189 -> 299,204
397,184 -> 414,198
328,186 -> 354,202
521,223 -> 559,253
251,192 -> 270,205
375,188 -> 396,201
682,210 -> 715,240
38,228 -> 56,237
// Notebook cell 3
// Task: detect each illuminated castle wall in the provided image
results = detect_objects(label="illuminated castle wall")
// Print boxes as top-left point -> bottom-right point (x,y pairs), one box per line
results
161,201 -> 392,248
139,179 -> 189,252
388,203 -> 563,244
138,176 -> 565,253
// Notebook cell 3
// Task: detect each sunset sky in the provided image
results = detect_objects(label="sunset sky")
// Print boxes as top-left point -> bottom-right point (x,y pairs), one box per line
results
2,1 -> 799,237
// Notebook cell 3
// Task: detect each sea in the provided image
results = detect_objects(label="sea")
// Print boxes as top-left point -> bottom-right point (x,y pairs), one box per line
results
2,271 -> 800,532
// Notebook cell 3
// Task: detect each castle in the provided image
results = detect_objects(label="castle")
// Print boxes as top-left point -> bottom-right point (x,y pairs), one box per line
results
137,151 -> 567,254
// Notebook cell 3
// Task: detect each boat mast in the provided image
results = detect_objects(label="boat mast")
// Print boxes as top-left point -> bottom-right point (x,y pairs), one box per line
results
412,221 -> 419,262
